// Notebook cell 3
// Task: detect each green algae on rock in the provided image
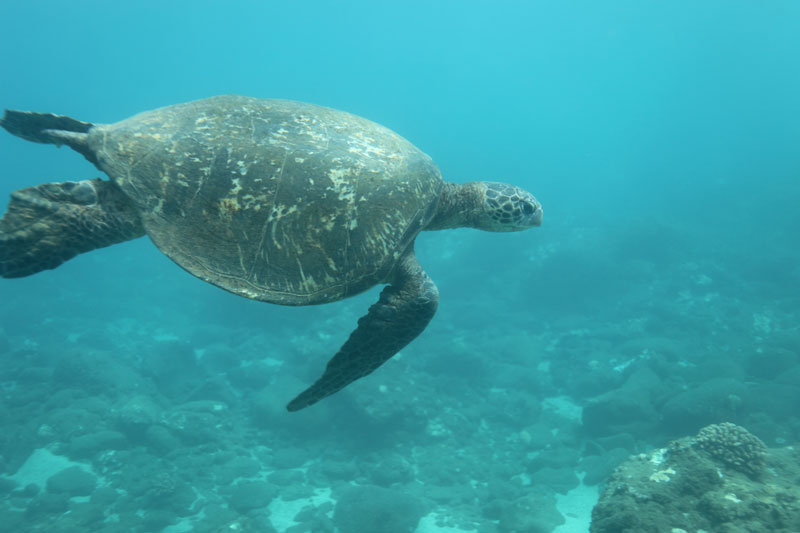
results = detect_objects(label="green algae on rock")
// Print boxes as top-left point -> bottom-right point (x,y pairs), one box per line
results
591,425 -> 800,533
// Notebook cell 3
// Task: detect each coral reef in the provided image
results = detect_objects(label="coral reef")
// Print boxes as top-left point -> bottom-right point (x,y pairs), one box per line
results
591,425 -> 800,533
695,422 -> 767,478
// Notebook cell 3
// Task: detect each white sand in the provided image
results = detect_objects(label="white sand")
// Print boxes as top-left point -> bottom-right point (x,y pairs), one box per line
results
553,479 -> 598,533
542,395 -> 584,422
6,448 -> 88,488
268,487 -> 335,531
415,512 -> 477,532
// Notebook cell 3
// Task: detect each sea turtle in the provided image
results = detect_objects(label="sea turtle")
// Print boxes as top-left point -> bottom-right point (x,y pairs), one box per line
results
0,95 -> 542,411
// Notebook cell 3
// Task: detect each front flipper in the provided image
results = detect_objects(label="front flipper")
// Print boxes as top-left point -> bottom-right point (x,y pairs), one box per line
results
287,251 -> 439,411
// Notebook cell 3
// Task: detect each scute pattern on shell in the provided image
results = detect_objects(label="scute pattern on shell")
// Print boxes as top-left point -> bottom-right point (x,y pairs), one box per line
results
88,96 -> 443,305
695,422 -> 767,477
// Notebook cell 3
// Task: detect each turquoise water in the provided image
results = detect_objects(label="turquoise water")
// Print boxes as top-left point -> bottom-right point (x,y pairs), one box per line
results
1,1 -> 799,532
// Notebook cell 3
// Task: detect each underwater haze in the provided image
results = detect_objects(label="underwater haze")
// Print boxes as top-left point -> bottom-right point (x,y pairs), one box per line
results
1,1 -> 800,532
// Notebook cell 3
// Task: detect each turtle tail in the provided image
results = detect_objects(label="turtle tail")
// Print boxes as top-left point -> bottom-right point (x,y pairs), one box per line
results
0,109 -> 97,164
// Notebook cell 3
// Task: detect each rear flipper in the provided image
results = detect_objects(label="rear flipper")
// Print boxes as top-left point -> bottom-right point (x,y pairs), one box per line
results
0,179 -> 145,278
0,110 -> 97,163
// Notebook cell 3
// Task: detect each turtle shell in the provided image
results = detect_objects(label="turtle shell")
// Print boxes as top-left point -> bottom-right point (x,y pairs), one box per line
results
89,95 -> 443,305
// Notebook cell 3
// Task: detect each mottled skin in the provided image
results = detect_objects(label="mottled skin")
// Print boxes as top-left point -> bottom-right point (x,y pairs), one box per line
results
0,95 -> 542,411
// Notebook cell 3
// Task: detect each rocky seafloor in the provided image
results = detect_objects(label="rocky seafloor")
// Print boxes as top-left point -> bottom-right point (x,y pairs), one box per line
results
0,217 -> 798,533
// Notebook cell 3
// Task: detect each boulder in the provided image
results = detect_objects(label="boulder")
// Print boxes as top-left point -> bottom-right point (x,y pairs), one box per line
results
334,485 -> 425,533
46,466 -> 96,496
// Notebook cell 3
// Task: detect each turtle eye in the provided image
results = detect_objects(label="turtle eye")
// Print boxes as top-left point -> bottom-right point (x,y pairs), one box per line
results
522,202 -> 534,215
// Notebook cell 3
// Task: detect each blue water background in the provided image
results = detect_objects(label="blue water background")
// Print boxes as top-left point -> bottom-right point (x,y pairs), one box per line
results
1,1 -> 799,531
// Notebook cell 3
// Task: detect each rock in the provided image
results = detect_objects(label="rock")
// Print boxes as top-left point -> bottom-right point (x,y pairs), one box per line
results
280,484 -> 315,501
118,395 -> 162,438
228,361 -> 276,389
249,383 -> 333,436
482,479 -> 519,503
192,504 -> 239,531
660,378 -> 749,435
26,491 -> 69,516
185,376 -> 239,406
519,422 -> 558,449
749,382 -> 800,424
15,366 -> 52,384
317,459 -> 358,481
334,485 -> 425,533
482,498 -> 507,520
526,446 -> 581,471
746,347 -> 797,379
268,469 -> 305,487
42,407 -> 104,443
498,490 -> 565,533
272,447 -> 309,469
581,447 -> 632,486
168,482 -> 197,517
582,387 -> 659,438
175,400 -> 229,413
52,350 -> 139,393
590,429 -> 800,533
144,424 -> 182,454
367,454 -> 414,487
90,486 -> 119,506
162,409 -> 222,445
0,477 -> 19,495
144,340 -> 197,378
141,340 -> 201,400
293,503 -> 335,532
46,466 -> 96,496
422,483 -> 472,505
13,483 -> 40,498
59,501 -> 105,529
529,467 -> 580,494
141,509 -> 178,531
0,508 -> 24,530
229,481 -> 277,513
70,430 -> 128,458
222,455 -> 262,479
775,365 -> 800,387
585,433 -> 636,454
197,343 -> 239,374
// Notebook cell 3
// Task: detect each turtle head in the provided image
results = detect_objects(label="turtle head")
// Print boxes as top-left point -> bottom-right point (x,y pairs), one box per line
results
473,181 -> 542,232
427,181 -> 542,232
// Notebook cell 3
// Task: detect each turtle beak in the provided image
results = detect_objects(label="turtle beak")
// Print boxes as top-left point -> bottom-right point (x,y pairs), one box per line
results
532,202 -> 543,226
523,197 -> 543,227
